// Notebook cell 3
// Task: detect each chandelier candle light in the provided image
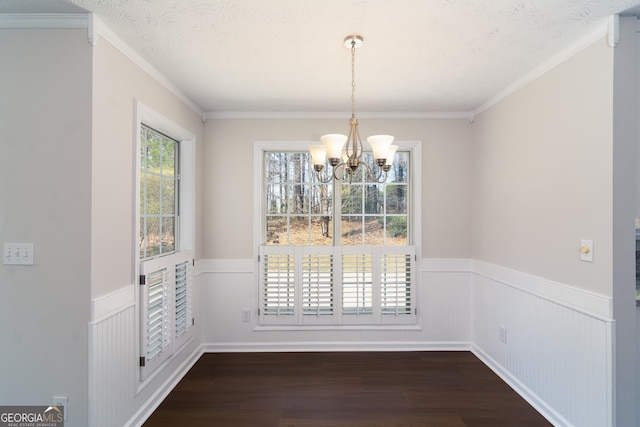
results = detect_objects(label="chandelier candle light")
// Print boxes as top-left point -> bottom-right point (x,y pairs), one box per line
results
309,35 -> 397,184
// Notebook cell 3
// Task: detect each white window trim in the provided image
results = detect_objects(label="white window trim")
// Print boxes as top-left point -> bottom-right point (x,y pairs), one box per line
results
253,140 -> 422,329
134,100 -> 195,392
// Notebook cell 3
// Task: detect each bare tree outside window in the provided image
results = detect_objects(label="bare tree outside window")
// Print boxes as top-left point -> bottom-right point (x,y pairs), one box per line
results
264,151 -> 408,246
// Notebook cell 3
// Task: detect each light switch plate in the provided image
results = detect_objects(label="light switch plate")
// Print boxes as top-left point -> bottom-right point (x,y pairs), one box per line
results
3,243 -> 34,265
580,240 -> 593,262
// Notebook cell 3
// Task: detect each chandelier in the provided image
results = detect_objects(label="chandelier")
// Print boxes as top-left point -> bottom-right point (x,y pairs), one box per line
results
309,35 -> 397,184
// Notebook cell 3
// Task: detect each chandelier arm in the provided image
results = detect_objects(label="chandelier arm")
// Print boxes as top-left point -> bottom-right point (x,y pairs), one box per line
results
315,169 -> 333,184
374,168 -> 388,183
354,121 -> 364,160
331,163 -> 346,181
359,160 -> 386,183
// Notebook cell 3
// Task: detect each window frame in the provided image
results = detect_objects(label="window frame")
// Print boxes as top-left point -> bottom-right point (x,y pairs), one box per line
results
253,140 -> 422,328
139,124 -> 180,260
134,100 -> 195,391
254,141 -> 421,250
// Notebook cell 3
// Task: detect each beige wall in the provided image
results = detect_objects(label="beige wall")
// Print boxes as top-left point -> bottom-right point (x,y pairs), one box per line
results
472,37 -> 614,296
0,29 -> 92,426
203,118 -> 473,259
91,34 -> 205,298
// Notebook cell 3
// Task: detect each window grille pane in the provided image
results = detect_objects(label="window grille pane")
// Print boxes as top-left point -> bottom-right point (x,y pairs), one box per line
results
266,216 -> 287,245
310,184 -> 332,214
289,184 -> 310,214
162,217 -> 176,253
386,184 -> 407,214
341,216 -> 364,245
262,254 -> 295,315
364,216 -> 384,245
145,217 -> 161,258
302,253 -> 333,315
144,134 -> 161,171
387,152 -> 409,183
161,178 -> 176,214
342,253 -> 372,315
341,184 -> 363,214
381,253 -> 412,315
289,216 -> 310,245
145,176 -> 161,214
365,185 -> 383,214
385,216 -> 408,245
310,217 -> 332,245
266,184 -> 287,214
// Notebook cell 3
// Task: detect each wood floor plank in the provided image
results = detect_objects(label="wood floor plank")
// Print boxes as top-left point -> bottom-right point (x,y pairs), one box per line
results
143,352 -> 552,427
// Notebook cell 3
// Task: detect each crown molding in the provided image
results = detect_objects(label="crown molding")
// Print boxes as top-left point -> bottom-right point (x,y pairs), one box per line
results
0,12 -> 204,118
0,13 -> 87,28
203,110 -> 474,120
473,19 -> 610,117
91,14 -> 204,117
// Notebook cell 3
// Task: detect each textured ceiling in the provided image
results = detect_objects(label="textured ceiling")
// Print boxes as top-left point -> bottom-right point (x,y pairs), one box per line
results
2,0 -> 640,114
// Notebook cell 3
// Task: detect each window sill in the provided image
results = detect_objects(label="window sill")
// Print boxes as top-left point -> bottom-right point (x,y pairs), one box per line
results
254,324 -> 422,332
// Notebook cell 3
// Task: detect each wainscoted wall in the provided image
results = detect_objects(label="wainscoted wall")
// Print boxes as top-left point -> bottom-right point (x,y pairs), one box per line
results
198,258 -> 472,351
471,260 -> 614,427
88,259 -> 614,427
88,284 -> 202,427
89,292 -> 136,427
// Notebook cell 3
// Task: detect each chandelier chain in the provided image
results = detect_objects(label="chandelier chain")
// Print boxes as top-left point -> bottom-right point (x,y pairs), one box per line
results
351,39 -> 356,117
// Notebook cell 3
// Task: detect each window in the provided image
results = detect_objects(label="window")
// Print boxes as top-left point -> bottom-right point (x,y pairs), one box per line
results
264,151 -> 409,246
135,101 -> 195,386
139,125 -> 178,259
256,141 -> 420,327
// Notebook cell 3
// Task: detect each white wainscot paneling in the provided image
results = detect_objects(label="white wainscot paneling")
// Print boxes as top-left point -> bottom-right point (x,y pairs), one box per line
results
200,258 -> 472,351
421,259 -> 472,343
471,264 -> 614,427
89,285 -> 202,427
89,290 -> 136,427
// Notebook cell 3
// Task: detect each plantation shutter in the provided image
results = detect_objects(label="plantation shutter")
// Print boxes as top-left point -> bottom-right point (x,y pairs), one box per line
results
260,246 -> 296,324
259,245 -> 415,326
139,251 -> 194,381
173,258 -> 193,349
144,268 -> 169,361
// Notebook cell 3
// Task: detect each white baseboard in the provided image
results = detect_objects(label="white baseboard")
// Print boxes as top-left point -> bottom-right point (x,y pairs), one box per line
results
201,341 -> 471,353
124,345 -> 204,427
471,344 -> 572,427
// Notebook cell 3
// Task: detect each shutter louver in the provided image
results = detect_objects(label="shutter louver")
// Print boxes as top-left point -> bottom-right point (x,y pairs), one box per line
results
174,260 -> 190,338
145,268 -> 168,361
263,253 -> 295,316
302,253 -> 333,316
381,253 -> 412,315
342,252 -> 373,315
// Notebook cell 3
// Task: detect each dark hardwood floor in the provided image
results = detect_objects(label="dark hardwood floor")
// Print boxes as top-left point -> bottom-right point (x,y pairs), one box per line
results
143,351 -> 552,426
